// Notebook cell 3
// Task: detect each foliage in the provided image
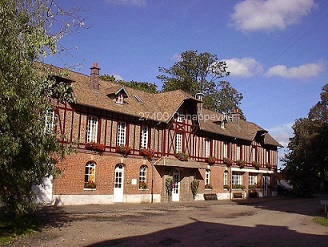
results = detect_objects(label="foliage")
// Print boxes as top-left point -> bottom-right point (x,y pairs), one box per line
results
139,148 -> 155,160
223,157 -> 233,167
190,180 -> 199,199
0,0 -> 82,216
165,178 -> 173,197
205,156 -> 216,165
282,83 -> 328,196
313,217 -> 328,227
157,50 -> 244,118
84,181 -> 96,189
139,182 -> 147,189
115,145 -> 132,156
232,184 -> 245,190
85,142 -> 105,152
251,161 -> 259,170
100,74 -> 158,94
205,184 -> 213,190
266,163 -> 272,170
175,152 -> 188,161
223,185 -> 230,190
236,160 -> 246,169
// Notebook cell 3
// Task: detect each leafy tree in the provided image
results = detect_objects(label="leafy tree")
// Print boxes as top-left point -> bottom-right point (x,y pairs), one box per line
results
0,0 -> 81,216
282,83 -> 328,196
157,50 -> 244,117
100,74 -> 158,93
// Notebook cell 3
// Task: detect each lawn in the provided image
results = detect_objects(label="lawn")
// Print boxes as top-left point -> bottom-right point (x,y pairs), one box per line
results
313,216 -> 328,227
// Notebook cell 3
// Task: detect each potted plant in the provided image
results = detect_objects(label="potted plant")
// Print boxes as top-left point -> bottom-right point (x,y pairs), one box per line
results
115,145 -> 131,156
85,142 -> 105,152
232,184 -> 244,190
190,180 -> 199,199
139,181 -> 147,189
84,180 -> 96,189
175,152 -> 188,161
236,160 -> 245,169
139,148 -> 154,160
205,183 -> 213,190
205,156 -> 216,165
252,161 -> 260,170
223,185 -> 230,191
223,157 -> 233,167
266,162 -> 272,170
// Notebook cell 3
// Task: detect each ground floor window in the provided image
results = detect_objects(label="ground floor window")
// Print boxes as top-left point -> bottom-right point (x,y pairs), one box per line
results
205,169 -> 212,189
223,171 -> 229,189
139,165 -> 148,189
84,161 -> 96,189
249,173 -> 258,186
232,172 -> 243,189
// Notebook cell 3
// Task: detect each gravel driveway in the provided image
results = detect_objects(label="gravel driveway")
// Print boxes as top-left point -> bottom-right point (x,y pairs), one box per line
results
8,196 -> 328,247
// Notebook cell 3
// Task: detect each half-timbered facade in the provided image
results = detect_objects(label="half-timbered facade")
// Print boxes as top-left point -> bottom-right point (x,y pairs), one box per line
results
48,63 -> 282,205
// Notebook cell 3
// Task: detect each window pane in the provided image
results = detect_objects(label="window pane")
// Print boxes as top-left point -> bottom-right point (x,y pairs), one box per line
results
87,116 -> 98,143
175,133 -> 182,153
140,126 -> 148,149
117,122 -> 126,146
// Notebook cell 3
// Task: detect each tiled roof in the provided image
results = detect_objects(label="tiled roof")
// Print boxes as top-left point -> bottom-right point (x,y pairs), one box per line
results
47,63 -> 281,147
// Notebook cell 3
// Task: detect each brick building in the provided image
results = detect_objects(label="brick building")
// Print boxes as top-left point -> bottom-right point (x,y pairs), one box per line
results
47,62 -> 282,205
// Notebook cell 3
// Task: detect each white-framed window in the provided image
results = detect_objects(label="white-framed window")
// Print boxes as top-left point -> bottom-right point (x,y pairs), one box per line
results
116,94 -> 124,104
249,173 -> 257,186
84,161 -> 96,189
232,172 -> 243,186
176,109 -> 183,122
140,125 -> 148,149
44,108 -> 55,134
251,147 -> 256,162
205,169 -> 211,186
87,116 -> 98,143
236,144 -> 241,160
205,138 -> 211,157
223,143 -> 228,158
266,150 -> 270,163
224,171 -> 229,186
175,132 -> 182,153
116,122 -> 126,146
139,165 -> 147,189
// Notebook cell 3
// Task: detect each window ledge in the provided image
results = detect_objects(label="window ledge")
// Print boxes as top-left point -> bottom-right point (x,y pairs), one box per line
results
205,188 -> 213,191
84,188 -> 96,191
138,188 -> 149,191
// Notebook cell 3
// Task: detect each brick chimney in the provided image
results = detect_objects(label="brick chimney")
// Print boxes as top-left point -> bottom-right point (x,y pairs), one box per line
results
90,62 -> 100,90
231,108 -> 240,124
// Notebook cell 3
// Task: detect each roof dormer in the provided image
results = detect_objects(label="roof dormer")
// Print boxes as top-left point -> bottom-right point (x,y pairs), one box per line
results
106,86 -> 129,104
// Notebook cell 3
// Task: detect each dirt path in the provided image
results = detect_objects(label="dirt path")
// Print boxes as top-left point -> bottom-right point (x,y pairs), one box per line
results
8,196 -> 328,246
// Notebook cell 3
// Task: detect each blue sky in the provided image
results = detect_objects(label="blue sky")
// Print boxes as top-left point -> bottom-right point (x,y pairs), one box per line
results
47,0 -> 328,165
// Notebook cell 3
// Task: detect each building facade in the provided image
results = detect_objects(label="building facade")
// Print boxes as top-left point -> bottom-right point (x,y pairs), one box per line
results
48,63 -> 282,205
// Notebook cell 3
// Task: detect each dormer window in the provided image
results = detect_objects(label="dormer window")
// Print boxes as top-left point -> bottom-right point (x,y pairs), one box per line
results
220,121 -> 225,129
116,94 -> 124,104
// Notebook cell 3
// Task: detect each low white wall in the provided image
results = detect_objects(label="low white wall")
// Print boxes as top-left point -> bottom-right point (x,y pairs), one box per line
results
52,194 -> 161,205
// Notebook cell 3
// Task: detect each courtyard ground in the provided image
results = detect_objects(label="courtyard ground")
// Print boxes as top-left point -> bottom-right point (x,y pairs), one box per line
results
6,195 -> 328,247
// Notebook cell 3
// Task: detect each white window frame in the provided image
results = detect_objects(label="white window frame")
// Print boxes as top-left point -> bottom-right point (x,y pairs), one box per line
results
224,171 -> 229,186
44,108 -> 55,134
249,173 -> 257,186
205,138 -> 211,157
266,150 -> 270,163
139,165 -> 147,188
223,143 -> 228,158
87,116 -> 98,143
232,172 -> 243,186
116,94 -> 124,104
140,125 -> 149,149
251,147 -> 256,162
205,169 -> 211,186
116,122 -> 126,146
84,161 -> 96,189
175,132 -> 182,153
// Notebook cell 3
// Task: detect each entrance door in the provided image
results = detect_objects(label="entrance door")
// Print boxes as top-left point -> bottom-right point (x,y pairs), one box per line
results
172,169 -> 180,202
262,175 -> 270,197
114,164 -> 124,202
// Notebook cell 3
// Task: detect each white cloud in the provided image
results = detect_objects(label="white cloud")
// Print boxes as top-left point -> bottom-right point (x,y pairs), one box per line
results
224,57 -> 263,77
106,0 -> 146,7
231,0 -> 316,32
266,61 -> 325,79
267,122 -> 293,148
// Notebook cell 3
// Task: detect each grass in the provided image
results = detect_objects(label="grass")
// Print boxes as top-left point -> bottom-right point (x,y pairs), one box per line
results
313,216 -> 328,227
0,212 -> 42,245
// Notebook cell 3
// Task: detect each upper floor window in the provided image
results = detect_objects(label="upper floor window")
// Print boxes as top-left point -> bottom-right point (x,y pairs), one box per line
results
117,122 -> 126,146
175,132 -> 182,153
236,145 -> 241,160
205,138 -> 211,157
116,94 -> 124,104
84,161 -> 96,189
266,150 -> 270,163
44,108 -> 55,134
140,125 -> 149,149
251,147 -> 256,162
87,116 -> 98,143
223,143 -> 228,158
139,165 -> 147,189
